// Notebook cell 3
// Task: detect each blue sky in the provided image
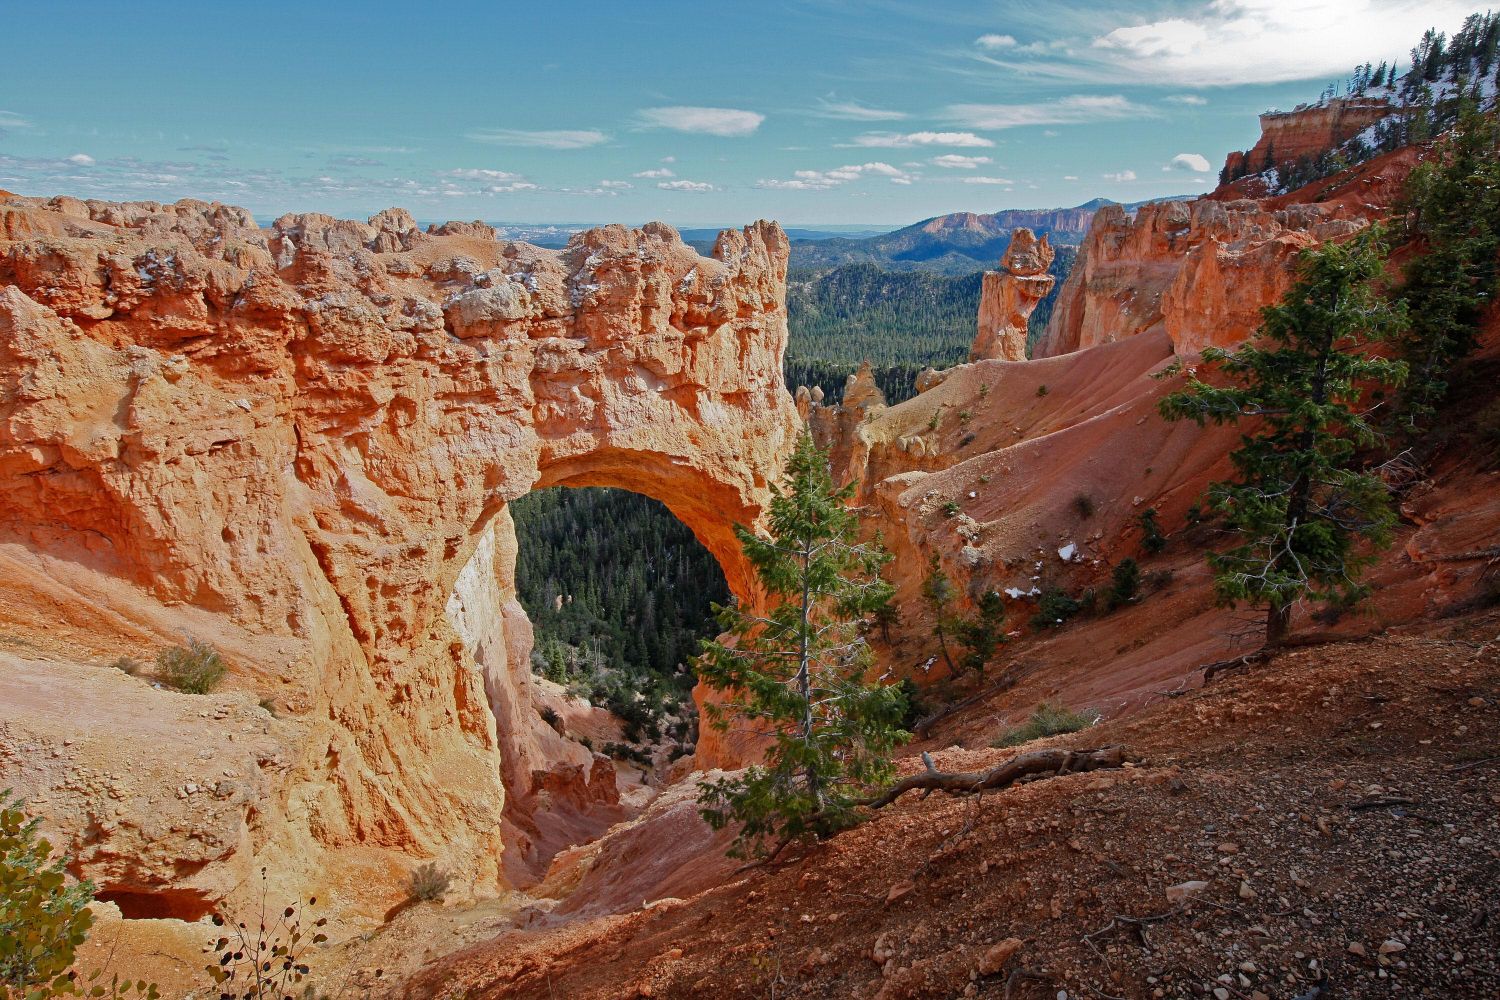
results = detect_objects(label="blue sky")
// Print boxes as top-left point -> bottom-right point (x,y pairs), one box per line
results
0,1 -> 1479,227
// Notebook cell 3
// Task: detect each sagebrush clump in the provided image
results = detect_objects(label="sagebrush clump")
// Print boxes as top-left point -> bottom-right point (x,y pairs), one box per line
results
155,639 -> 226,694
406,863 -> 451,902
991,703 -> 1099,748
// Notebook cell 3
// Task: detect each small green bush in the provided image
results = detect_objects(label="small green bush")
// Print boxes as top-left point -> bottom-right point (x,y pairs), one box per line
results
1138,507 -> 1167,554
407,863 -> 451,903
1,790 -> 159,998
991,703 -> 1099,748
155,639 -> 226,694
1036,384 -> 1049,397
539,706 -> 562,731
941,501 -> 961,518
1029,587 -> 1083,630
1105,558 -> 1141,610
1071,494 -> 1095,519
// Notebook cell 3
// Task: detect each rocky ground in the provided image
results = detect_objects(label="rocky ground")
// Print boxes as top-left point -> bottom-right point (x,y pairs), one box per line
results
398,607 -> 1500,999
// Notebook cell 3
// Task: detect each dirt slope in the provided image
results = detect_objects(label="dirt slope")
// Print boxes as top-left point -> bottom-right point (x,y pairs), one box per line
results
405,609 -> 1500,999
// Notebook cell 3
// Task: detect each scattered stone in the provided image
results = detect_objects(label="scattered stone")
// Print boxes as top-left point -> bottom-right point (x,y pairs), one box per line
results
885,880 -> 915,905
978,937 -> 1024,976
1166,880 -> 1210,904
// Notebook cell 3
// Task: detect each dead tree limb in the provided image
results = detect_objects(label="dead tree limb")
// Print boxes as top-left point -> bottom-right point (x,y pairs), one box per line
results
865,746 -> 1132,809
1201,651 -> 1270,684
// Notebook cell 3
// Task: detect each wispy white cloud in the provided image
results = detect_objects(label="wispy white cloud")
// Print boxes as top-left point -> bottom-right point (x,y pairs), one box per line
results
811,97 -> 907,121
638,106 -> 764,137
0,110 -> 34,132
1165,152 -> 1211,172
599,179 -> 632,189
930,154 -> 991,169
962,176 -> 1014,185
1103,169 -> 1137,182
757,161 -> 916,191
946,95 -> 1150,130
464,128 -> 608,149
975,33 -> 1017,49
65,153 -> 95,167
657,179 -> 716,192
846,131 -> 994,149
1166,94 -> 1208,106
991,1 -> 1477,87
633,167 -> 675,179
443,168 -> 526,180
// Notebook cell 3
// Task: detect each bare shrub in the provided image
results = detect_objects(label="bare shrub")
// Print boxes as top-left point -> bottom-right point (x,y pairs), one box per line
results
155,639 -> 226,694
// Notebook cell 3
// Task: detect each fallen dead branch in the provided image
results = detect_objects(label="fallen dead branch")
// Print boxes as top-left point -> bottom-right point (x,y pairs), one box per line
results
1201,650 -> 1270,684
1003,967 -> 1050,1000
864,746 -> 1132,810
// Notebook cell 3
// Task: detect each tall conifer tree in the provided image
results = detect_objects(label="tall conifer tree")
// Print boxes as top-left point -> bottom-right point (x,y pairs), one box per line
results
1160,232 -> 1407,646
697,434 -> 906,859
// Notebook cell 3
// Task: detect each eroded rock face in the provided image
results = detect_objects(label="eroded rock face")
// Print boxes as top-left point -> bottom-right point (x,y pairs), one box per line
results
1221,97 -> 1394,188
1036,196 -> 1373,359
971,228 -> 1056,362
0,194 -> 799,914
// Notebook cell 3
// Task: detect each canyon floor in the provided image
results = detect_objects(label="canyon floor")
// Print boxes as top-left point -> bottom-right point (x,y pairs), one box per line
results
365,606 -> 1500,999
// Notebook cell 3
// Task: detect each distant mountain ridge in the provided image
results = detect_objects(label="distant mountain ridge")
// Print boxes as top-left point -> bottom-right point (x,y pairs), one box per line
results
789,197 -> 1192,275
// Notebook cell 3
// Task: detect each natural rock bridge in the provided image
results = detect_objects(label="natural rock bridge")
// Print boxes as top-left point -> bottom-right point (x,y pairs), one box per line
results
0,193 -> 799,910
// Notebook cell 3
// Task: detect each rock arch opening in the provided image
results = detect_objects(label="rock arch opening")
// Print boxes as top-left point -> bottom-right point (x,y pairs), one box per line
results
445,480 -> 736,884
511,485 -> 728,743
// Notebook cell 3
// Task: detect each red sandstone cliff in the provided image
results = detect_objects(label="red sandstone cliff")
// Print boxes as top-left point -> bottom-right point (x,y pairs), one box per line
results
1034,147 -> 1419,360
1220,96 -> 1395,190
0,193 -> 800,923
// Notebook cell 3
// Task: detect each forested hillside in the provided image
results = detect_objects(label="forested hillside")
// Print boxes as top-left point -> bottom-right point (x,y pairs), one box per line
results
784,246 -> 1076,404
510,487 -> 725,738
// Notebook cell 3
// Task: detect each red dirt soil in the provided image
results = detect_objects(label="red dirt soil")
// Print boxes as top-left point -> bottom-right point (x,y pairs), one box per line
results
404,608 -> 1500,999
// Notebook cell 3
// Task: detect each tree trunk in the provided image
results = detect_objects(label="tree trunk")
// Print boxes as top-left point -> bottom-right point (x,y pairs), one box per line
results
865,746 -> 1131,809
1266,601 -> 1292,647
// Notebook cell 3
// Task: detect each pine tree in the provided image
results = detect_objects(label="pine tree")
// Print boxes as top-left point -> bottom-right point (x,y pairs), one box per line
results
696,433 -> 907,859
953,590 -> 1006,679
920,553 -> 961,675
1392,101 -> 1500,433
1159,231 -> 1408,646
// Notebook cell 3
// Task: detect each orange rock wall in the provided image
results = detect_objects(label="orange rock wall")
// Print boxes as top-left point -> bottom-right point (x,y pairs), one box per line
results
0,194 -> 799,912
1037,196 -> 1378,359
1222,97 -> 1394,179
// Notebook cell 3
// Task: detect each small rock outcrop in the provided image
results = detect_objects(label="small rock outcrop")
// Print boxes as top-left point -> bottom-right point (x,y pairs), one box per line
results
970,228 -> 1055,362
